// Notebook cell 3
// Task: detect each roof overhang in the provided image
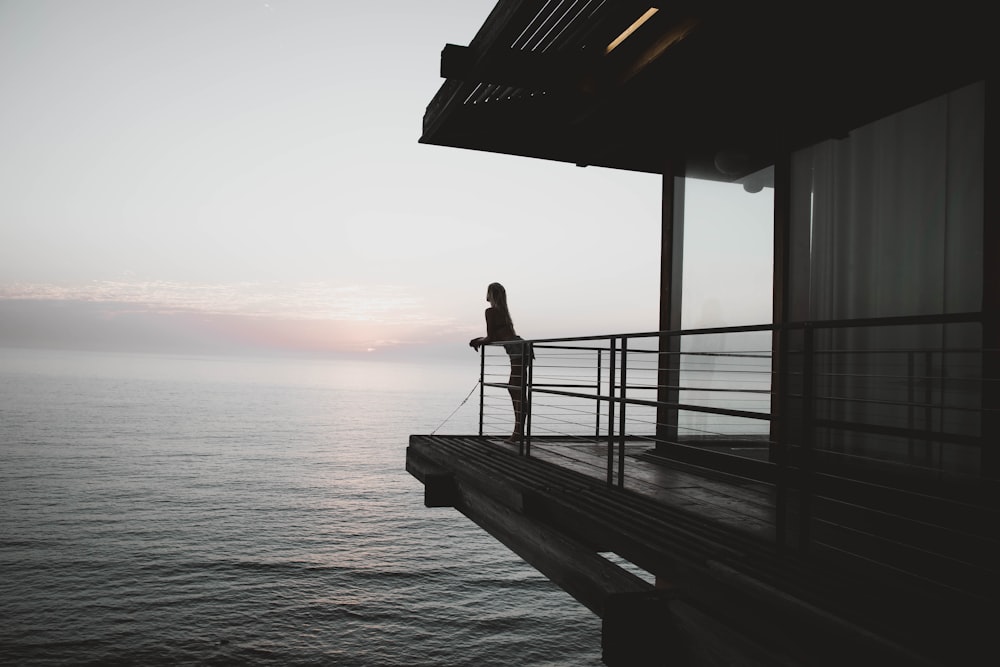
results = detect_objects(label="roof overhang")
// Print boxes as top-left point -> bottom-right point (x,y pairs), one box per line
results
420,0 -> 988,182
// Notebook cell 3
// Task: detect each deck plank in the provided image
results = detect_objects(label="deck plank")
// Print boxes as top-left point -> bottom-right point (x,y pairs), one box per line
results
498,438 -> 777,538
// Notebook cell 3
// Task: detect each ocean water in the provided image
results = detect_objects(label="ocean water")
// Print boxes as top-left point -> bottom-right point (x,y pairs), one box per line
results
0,348 -> 603,666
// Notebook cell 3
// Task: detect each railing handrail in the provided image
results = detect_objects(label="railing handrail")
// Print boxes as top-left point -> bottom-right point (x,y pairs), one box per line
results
475,310 -> 990,495
477,312 -> 987,445
479,310 -> 984,351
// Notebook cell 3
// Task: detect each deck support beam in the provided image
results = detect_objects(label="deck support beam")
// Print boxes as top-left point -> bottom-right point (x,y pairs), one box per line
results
451,461 -> 652,616
405,449 -> 458,507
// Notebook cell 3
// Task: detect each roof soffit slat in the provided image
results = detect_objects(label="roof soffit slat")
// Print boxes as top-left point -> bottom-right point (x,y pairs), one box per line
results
423,1 -> 988,177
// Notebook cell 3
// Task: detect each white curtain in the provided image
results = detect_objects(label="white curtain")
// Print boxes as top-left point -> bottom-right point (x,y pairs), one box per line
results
787,81 -> 984,476
791,82 -> 983,320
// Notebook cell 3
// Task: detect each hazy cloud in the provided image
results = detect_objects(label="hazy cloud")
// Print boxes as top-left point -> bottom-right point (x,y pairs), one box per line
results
0,280 -> 465,357
0,280 -> 449,324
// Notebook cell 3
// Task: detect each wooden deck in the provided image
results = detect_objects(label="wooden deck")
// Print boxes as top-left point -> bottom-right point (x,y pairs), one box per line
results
406,434 -> 991,667
515,438 -> 778,539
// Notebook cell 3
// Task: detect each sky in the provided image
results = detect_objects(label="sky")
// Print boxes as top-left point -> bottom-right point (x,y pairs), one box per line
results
0,1 -> 770,361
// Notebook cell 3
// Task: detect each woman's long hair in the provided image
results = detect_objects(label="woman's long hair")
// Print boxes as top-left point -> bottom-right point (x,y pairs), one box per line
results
488,282 -> 515,334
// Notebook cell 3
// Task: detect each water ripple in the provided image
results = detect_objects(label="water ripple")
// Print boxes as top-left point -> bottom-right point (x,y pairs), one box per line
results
0,351 -> 602,666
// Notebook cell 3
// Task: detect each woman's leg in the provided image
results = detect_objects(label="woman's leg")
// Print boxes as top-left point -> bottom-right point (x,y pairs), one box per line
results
508,358 -> 524,438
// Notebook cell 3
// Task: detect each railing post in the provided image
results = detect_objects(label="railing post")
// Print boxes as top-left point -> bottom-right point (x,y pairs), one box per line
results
907,350 -> 915,461
798,323 -> 815,554
925,350 -> 937,474
523,341 -> 533,457
596,348 -> 603,438
607,337 -> 617,487
479,347 -> 485,437
618,338 -> 628,487
774,323 -> 788,550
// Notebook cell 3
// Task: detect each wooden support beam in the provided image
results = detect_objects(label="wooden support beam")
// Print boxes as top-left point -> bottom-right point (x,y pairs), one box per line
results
602,590 -> 680,667
405,447 -> 457,507
440,43 -> 590,92
667,599 -> 799,667
423,472 -> 457,508
656,164 -> 683,445
452,474 -> 651,617
984,75 -> 998,479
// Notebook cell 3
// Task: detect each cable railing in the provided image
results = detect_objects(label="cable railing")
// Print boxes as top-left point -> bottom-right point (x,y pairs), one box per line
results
475,312 -> 999,594
479,323 -> 776,466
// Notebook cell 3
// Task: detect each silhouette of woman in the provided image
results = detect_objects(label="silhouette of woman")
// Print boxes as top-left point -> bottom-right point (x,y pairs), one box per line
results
469,282 -> 529,443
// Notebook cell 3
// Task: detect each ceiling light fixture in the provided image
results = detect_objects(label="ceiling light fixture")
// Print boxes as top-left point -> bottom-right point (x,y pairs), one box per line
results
605,7 -> 659,54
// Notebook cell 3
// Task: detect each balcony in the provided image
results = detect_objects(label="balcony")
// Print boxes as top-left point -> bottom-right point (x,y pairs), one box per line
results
406,313 -> 998,666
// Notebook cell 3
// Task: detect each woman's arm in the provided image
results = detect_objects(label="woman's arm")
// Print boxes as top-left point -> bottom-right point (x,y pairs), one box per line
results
470,307 -> 503,351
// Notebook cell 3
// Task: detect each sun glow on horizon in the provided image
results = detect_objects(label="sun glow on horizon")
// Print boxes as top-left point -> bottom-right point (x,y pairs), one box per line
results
0,280 -> 463,356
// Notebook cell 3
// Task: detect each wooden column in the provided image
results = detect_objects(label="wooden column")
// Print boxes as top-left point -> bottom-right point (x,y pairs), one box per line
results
656,162 -> 684,448
983,76 -> 998,479
769,153 -> 791,462
768,152 -> 793,547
